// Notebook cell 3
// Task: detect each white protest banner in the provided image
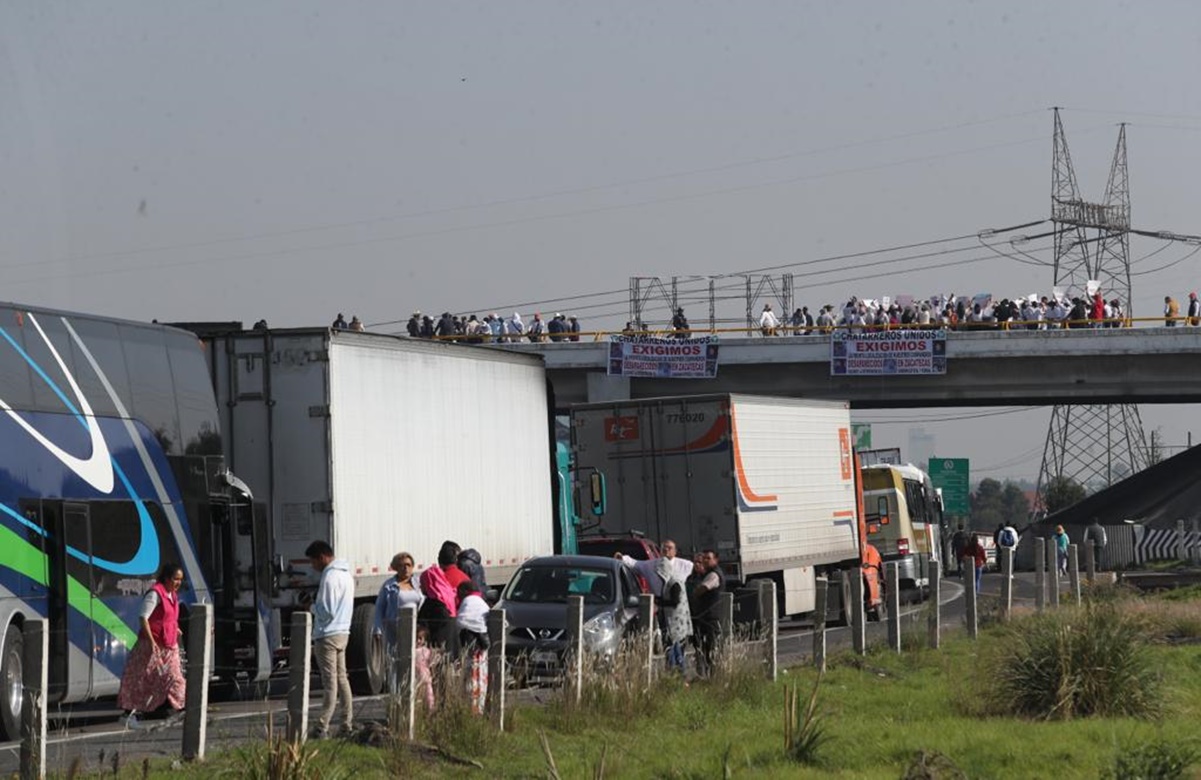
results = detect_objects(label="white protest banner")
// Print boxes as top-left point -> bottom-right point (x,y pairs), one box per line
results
607,336 -> 720,378
831,329 -> 947,376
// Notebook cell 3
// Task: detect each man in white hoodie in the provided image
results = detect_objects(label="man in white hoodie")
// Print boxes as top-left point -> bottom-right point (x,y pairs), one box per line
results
306,540 -> 354,738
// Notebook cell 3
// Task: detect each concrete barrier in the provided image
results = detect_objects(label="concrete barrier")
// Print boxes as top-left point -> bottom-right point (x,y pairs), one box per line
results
182,604 -> 213,761
813,577 -> 827,672
849,572 -> 865,656
963,556 -> 977,639
885,562 -> 900,653
927,559 -> 941,650
756,580 -> 778,681
20,619 -> 47,780
565,596 -> 584,704
286,612 -> 313,744
486,609 -> 506,731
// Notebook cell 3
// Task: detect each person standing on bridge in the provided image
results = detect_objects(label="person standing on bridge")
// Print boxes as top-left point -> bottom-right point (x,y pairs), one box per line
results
1165,296 -> 1180,327
759,304 -> 780,336
307,540 -> 355,739
118,562 -> 187,728
672,307 -> 690,338
1084,518 -> 1108,571
1188,293 -> 1201,326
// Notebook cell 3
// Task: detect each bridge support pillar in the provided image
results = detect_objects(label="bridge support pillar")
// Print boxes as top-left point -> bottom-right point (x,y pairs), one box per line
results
586,373 -> 630,403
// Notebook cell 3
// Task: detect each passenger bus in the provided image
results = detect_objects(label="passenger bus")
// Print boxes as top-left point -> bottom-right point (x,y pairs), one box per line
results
0,303 -> 271,739
861,462 -> 945,599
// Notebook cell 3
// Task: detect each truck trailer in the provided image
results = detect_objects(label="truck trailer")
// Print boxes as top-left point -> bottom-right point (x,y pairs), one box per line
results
201,328 -> 556,693
570,394 -> 868,618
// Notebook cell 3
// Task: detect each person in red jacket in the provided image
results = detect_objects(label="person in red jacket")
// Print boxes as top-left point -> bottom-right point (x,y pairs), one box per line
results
1091,293 -> 1105,326
964,535 -> 987,594
118,563 -> 186,728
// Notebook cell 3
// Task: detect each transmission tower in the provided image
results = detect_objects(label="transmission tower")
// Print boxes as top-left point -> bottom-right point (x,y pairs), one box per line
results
1034,109 -> 1148,514
628,274 -> 793,334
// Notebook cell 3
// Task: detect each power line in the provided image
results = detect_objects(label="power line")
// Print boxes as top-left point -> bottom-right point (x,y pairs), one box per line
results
4,129 -> 1089,287
1130,244 -> 1201,277
855,407 -> 1041,424
1,109 -> 1047,273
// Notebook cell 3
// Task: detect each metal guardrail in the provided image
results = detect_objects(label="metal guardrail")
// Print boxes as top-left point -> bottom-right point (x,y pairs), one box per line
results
415,314 -> 1199,343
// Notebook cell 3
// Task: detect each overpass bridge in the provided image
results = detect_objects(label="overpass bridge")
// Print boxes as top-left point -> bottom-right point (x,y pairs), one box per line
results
498,327 -> 1201,408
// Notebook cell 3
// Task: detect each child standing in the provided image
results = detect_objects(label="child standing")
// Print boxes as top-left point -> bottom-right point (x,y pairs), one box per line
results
455,581 -> 490,714
414,625 -> 436,712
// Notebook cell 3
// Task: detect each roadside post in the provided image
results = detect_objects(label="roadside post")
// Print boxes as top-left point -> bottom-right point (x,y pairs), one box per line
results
20,619 -> 47,780
1034,538 -> 1046,611
927,557 -> 941,650
390,607 -> 417,741
885,562 -> 901,653
963,556 -> 978,639
1178,519 -> 1188,562
638,593 -> 655,687
565,595 -> 584,704
1047,540 -> 1060,608
286,612 -> 313,743
1068,544 -> 1081,604
1192,519 -> 1200,565
849,571 -> 866,656
999,547 -> 1013,621
1085,540 -> 1096,584
182,603 -> 213,762
757,580 -> 778,681
718,592 -> 734,672
486,608 -> 506,731
813,577 -> 828,672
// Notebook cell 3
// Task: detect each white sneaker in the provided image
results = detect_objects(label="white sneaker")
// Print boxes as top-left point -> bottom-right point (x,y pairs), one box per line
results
125,714 -> 142,730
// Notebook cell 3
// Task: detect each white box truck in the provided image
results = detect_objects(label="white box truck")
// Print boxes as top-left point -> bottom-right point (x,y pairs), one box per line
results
570,394 -> 866,617
202,328 -> 555,692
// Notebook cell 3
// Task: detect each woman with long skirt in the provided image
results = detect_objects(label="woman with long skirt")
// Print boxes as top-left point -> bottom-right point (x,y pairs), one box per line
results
117,562 -> 187,728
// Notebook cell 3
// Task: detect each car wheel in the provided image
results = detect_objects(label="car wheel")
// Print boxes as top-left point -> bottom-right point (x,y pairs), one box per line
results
0,624 -> 23,742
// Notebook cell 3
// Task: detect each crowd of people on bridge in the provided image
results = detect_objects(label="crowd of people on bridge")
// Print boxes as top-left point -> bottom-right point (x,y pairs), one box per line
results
401,311 -> 583,342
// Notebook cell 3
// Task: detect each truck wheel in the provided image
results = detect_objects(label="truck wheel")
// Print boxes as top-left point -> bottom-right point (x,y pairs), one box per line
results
347,604 -> 384,695
0,624 -> 23,741
828,572 -> 852,627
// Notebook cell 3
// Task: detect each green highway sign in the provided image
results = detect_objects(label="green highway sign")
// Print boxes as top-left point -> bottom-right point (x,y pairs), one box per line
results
852,423 -> 872,450
928,457 -> 970,516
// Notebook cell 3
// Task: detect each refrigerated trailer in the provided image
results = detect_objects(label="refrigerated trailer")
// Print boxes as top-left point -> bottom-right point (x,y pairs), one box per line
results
570,394 -> 867,618
202,328 -> 555,693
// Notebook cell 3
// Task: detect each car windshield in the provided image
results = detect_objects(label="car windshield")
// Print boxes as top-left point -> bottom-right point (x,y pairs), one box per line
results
577,539 -> 651,559
503,566 -> 616,604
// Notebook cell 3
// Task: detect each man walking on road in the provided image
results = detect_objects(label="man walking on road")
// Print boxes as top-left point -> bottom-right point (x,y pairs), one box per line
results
951,524 -> 969,577
307,540 -> 355,739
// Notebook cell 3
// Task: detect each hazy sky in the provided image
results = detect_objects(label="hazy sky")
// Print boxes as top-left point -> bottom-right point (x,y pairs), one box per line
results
3,1 -> 1200,480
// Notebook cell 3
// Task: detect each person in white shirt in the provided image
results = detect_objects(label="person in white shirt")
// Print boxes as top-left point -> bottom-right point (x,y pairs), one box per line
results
306,540 -> 355,738
759,304 -> 780,336
455,581 -> 491,714
616,539 -> 694,598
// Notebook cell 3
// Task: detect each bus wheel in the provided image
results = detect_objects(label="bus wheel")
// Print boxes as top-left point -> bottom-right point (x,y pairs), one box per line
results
0,624 -> 22,741
347,604 -> 384,695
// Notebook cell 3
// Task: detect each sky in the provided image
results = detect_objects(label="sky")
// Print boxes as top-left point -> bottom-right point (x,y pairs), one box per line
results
3,1 -> 1200,481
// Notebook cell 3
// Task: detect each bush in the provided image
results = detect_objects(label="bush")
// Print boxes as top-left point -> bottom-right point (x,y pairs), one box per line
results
1104,738 -> 1198,780
984,602 -> 1161,719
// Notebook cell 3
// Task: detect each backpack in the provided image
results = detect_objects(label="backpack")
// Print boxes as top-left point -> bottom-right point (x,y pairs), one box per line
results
999,528 -> 1016,548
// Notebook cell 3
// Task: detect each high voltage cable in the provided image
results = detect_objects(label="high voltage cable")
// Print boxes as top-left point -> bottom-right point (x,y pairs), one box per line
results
1131,244 -> 1201,277
856,407 -> 1040,424
3,109 -> 1047,273
442,223 -> 1048,319
4,129 -> 1089,286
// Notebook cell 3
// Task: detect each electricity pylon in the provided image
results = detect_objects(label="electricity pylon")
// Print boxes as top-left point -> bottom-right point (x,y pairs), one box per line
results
1034,109 -> 1148,514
